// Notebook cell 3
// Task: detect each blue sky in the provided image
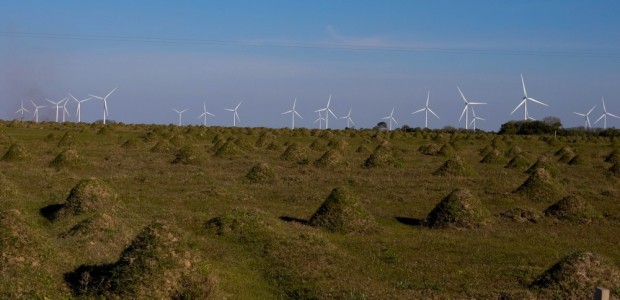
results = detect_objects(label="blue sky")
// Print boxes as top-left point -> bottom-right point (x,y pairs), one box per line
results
1,1 -> 620,130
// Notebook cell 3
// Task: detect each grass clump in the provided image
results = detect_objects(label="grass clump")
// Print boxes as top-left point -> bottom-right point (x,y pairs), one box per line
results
530,251 -> 620,299
526,156 -> 559,176
314,149 -> 345,168
172,145 -> 205,165
309,139 -> 327,151
150,139 -> 174,153
515,168 -> 564,202
505,153 -> 531,170
1,142 -> 30,161
363,144 -> 398,168
120,137 -> 142,149
438,143 -> 456,157
57,131 -> 77,147
418,143 -> 440,156
49,148 -> 83,169
244,162 -> 277,183
308,187 -> 378,234
480,148 -> 506,164
426,188 -> 490,229
214,140 -> 243,156
433,156 -> 476,176
61,213 -> 115,239
544,196 -> 601,223
280,142 -> 308,164
52,178 -> 116,220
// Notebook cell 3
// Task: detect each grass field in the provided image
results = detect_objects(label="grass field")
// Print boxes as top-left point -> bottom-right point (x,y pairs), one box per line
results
1,120 -> 619,299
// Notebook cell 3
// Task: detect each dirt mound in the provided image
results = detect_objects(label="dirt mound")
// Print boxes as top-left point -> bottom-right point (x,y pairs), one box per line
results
505,153 -> 531,170
49,148 -> 83,169
66,221 -> 214,298
419,143 -> 440,155
1,142 -> 30,161
544,196 -> 601,223
308,187 -> 378,234
172,145 -> 205,164
499,207 -> 542,223
526,156 -> 559,176
480,148 -> 506,164
245,162 -> 277,183
214,140 -> 243,156
515,168 -> 564,202
314,149 -> 345,168
363,144 -> 398,168
53,179 -> 116,219
605,149 -> 620,163
433,156 -> 476,176
426,188 -> 490,229
280,142 -> 308,163
530,251 -> 620,299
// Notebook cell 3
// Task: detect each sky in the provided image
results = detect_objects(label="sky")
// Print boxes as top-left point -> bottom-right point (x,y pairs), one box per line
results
1,1 -> 620,131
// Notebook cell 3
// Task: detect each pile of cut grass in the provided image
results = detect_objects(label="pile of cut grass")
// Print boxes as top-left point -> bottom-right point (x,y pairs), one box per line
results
505,153 -> 531,170
480,148 -> 505,164
314,149 -> 345,168
1,142 -> 30,161
544,196 -> 601,223
244,162 -> 277,184
214,140 -> 243,156
50,178 -> 116,220
172,145 -> 205,164
433,156 -> 476,176
426,188 -> 489,229
363,143 -> 398,168
514,168 -> 564,202
308,186 -> 378,234
280,142 -> 308,164
49,148 -> 83,169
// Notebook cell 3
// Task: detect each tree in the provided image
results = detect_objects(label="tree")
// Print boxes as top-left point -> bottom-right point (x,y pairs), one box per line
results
373,122 -> 388,131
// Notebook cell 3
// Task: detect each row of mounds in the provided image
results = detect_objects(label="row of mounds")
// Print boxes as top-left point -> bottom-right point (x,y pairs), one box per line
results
418,142 -> 456,157
66,221 -> 216,298
501,195 -> 602,224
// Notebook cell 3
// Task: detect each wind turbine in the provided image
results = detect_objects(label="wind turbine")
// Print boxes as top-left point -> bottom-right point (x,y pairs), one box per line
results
314,110 -> 325,129
69,94 -> 92,123
225,102 -> 242,127
31,100 -> 45,123
198,102 -> 215,126
341,108 -> 354,128
594,97 -> 620,129
412,91 -> 440,128
457,86 -> 486,130
46,97 -> 67,123
469,107 -> 485,131
61,98 -> 70,122
382,107 -> 398,130
511,74 -> 548,120
314,94 -> 337,129
281,98 -> 302,129
573,105 -> 596,129
15,100 -> 29,121
89,87 -> 117,125
172,108 -> 188,126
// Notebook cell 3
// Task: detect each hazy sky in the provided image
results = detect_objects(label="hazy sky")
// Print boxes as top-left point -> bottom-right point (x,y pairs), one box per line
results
1,1 -> 620,131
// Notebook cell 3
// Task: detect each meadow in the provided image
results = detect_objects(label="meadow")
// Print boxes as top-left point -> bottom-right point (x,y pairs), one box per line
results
1,119 -> 619,299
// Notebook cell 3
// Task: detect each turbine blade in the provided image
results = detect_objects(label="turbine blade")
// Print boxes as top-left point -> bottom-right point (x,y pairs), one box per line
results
412,108 -> 425,114
235,101 -> 242,110
521,74 -> 528,97
105,87 -> 118,98
587,105 -> 596,115
608,112 -> 620,119
225,109 -> 234,112
428,108 -> 440,119
457,86 -> 467,103
510,100 -> 526,115
282,110 -> 292,115
594,115 -> 605,124
468,102 -> 486,105
459,105 -> 467,122
90,95 -> 104,100
294,111 -> 302,119
601,97 -> 607,112
426,91 -> 430,107
528,97 -> 548,106
574,112 -> 586,116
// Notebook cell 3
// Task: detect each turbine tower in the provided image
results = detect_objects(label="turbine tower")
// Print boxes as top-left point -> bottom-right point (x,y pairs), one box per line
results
469,107 -> 485,131
412,91 -> 440,128
314,110 -> 325,129
341,108 -> 354,128
198,102 -> 215,126
89,87 -> 117,125
61,98 -> 70,122
511,74 -> 548,120
46,97 -> 67,123
225,102 -> 242,127
15,100 -> 29,121
457,86 -> 486,130
281,98 -> 302,129
382,107 -> 398,130
594,97 -> 620,129
314,94 -> 337,129
70,93 -> 92,123
573,105 -> 596,129
31,100 -> 45,123
172,108 -> 188,126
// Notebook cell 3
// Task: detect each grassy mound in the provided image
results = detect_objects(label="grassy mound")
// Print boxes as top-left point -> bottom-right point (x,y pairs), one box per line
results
480,148 -> 506,164
328,139 -> 349,152
505,153 -> 531,170
499,207 -> 542,223
438,143 -> 456,157
419,143 -> 440,156
255,132 -> 273,148
280,142 -> 307,163
314,149 -> 345,168
57,131 -> 77,147
505,145 -> 523,157
149,139 -> 174,153
530,251 -> 620,299
172,145 -> 205,164
49,148 -> 83,169
605,149 -> 620,163
205,207 -> 277,242
544,196 -> 601,223
526,156 -> 559,176
567,153 -> 587,165
515,168 -> 564,202
433,156 -> 476,176
0,174 -> 18,200
245,162 -> 277,183
0,209 -> 36,268
554,146 -> 575,157
54,179 -> 116,219
1,142 -> 30,161
61,213 -> 115,238
426,188 -> 490,229
363,144 -> 398,168
214,140 -> 243,156
67,221 -> 214,298
309,139 -> 327,151
308,187 -> 378,234
120,137 -> 142,149
355,144 -> 370,153
610,162 -> 620,178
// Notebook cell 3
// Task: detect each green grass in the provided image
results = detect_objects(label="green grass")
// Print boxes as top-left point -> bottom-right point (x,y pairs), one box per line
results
0,121 -> 619,298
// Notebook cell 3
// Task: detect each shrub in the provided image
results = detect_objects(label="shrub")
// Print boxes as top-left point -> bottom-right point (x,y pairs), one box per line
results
426,188 -> 489,229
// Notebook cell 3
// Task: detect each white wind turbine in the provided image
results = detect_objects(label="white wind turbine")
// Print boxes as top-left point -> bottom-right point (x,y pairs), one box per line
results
172,108 -> 188,126
89,87 -> 117,125
511,74 -> 548,120
314,94 -> 337,129
61,98 -> 70,122
281,98 -> 302,129
412,91 -> 440,128
457,86 -> 486,130
469,107 -> 485,131
382,107 -> 398,130
69,94 -> 92,123
46,97 -> 67,123
314,110 -> 325,129
198,102 -> 215,126
594,97 -> 620,129
15,100 -> 29,121
341,108 -> 354,128
31,100 -> 45,123
225,102 -> 242,127
573,105 -> 596,129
